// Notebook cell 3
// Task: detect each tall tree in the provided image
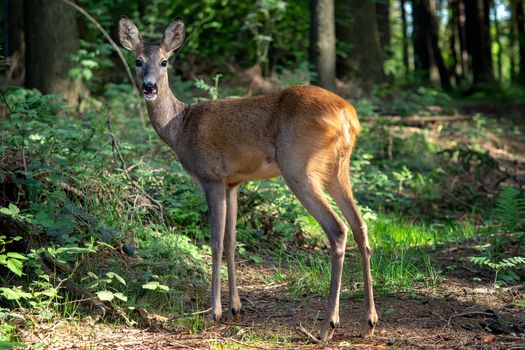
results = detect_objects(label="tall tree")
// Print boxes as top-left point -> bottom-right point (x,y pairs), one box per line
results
464,0 -> 495,85
516,0 -> 525,83
449,0 -> 460,84
4,0 -> 25,82
336,0 -> 385,86
309,0 -> 336,91
492,1 -> 503,82
376,0 -> 391,58
411,0 -> 450,90
24,0 -> 81,103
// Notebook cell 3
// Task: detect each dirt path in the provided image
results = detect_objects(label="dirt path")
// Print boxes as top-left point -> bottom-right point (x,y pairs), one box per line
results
21,254 -> 525,350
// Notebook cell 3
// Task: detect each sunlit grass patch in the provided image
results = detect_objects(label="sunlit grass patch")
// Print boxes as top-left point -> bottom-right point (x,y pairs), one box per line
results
273,214 -> 476,298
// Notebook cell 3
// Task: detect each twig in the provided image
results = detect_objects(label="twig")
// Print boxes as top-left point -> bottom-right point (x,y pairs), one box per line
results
227,337 -> 272,350
367,114 -> 473,125
449,311 -> 498,319
168,307 -> 211,321
0,88 -> 13,114
61,0 -> 145,125
296,322 -> 324,344
107,115 -> 163,211
59,181 -> 84,198
228,337 -> 272,350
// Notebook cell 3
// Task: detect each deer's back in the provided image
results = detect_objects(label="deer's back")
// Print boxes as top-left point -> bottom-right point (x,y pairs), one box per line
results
175,85 -> 360,184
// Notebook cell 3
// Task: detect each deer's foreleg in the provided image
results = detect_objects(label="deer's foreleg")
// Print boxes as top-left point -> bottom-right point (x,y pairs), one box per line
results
203,183 -> 227,321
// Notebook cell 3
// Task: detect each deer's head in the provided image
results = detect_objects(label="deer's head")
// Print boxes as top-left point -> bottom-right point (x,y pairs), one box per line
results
118,17 -> 185,101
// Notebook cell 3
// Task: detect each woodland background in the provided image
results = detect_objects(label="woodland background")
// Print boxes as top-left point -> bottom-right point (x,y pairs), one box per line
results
0,0 -> 524,349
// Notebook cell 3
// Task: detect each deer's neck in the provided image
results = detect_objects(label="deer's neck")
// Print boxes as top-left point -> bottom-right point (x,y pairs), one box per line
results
145,88 -> 187,146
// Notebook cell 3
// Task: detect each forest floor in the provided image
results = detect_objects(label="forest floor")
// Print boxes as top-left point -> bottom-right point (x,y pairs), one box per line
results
3,92 -> 525,349
19,242 -> 525,350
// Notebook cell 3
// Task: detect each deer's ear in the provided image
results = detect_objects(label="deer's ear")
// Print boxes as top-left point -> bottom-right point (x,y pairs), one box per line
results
161,18 -> 185,54
118,17 -> 143,52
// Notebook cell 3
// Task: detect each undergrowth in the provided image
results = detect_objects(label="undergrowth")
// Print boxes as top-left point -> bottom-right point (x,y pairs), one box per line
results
0,83 -> 523,347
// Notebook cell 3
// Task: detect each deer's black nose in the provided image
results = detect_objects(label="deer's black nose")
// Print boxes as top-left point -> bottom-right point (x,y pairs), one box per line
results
142,82 -> 157,93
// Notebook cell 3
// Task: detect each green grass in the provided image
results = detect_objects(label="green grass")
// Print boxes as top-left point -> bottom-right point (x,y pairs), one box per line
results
263,215 -> 477,299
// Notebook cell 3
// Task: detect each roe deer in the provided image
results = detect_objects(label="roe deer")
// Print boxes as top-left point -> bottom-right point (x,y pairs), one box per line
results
118,17 -> 378,340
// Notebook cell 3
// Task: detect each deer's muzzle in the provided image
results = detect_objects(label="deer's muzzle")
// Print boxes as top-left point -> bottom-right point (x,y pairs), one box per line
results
142,82 -> 158,101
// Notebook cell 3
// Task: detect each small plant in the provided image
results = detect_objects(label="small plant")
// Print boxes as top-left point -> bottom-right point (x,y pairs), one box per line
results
494,187 -> 525,231
0,235 -> 26,277
82,271 -> 128,303
468,256 -> 525,287
194,74 -> 223,101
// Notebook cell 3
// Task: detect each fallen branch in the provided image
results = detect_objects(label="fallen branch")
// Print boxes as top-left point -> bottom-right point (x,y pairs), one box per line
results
450,311 -> 498,319
367,114 -> 473,125
296,322 -> 324,344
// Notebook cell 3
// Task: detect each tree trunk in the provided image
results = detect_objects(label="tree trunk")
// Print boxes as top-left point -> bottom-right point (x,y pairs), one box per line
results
335,0 -> 385,87
457,0 -> 469,81
4,0 -> 25,82
400,0 -> 409,76
24,0 -> 81,103
464,0 -> 495,86
449,0 -> 461,84
411,0 -> 450,90
425,0 -> 451,90
412,0 -> 432,78
510,1 -> 517,82
309,0 -> 336,91
516,0 -> 525,84
491,1 -> 502,82
376,0 -> 391,58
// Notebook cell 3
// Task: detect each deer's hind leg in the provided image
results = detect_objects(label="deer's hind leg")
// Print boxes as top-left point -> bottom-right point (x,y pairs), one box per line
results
224,184 -> 242,316
277,154 -> 348,341
326,160 -> 378,337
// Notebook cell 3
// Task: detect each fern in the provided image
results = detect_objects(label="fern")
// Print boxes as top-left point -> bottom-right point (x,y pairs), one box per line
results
494,187 -> 525,231
468,255 -> 525,286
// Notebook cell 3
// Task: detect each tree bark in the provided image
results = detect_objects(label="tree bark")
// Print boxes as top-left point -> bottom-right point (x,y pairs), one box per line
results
376,0 -> 391,58
457,0 -> 469,81
412,0 -> 450,90
412,0 -> 432,77
464,0 -> 495,86
425,0 -> 451,90
449,0 -> 461,84
24,0 -> 81,103
516,0 -> 525,84
309,0 -> 336,91
4,0 -> 25,82
335,0 -> 385,87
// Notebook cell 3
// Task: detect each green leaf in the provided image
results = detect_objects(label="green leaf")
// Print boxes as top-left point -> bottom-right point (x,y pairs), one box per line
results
0,287 -> 32,300
6,252 -> 26,260
113,293 -> 128,302
142,281 -> 159,290
6,258 -> 24,276
96,290 -> 114,301
8,204 -> 20,215
157,284 -> 169,292
106,272 -> 126,286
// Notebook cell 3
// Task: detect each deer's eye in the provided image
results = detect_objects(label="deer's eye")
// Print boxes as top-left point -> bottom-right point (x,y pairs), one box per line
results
161,60 -> 168,67
135,60 -> 143,67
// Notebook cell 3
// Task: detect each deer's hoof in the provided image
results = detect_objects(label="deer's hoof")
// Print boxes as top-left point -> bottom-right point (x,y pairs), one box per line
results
360,315 -> 378,338
231,306 -> 243,317
319,318 -> 338,341
209,311 -> 222,322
